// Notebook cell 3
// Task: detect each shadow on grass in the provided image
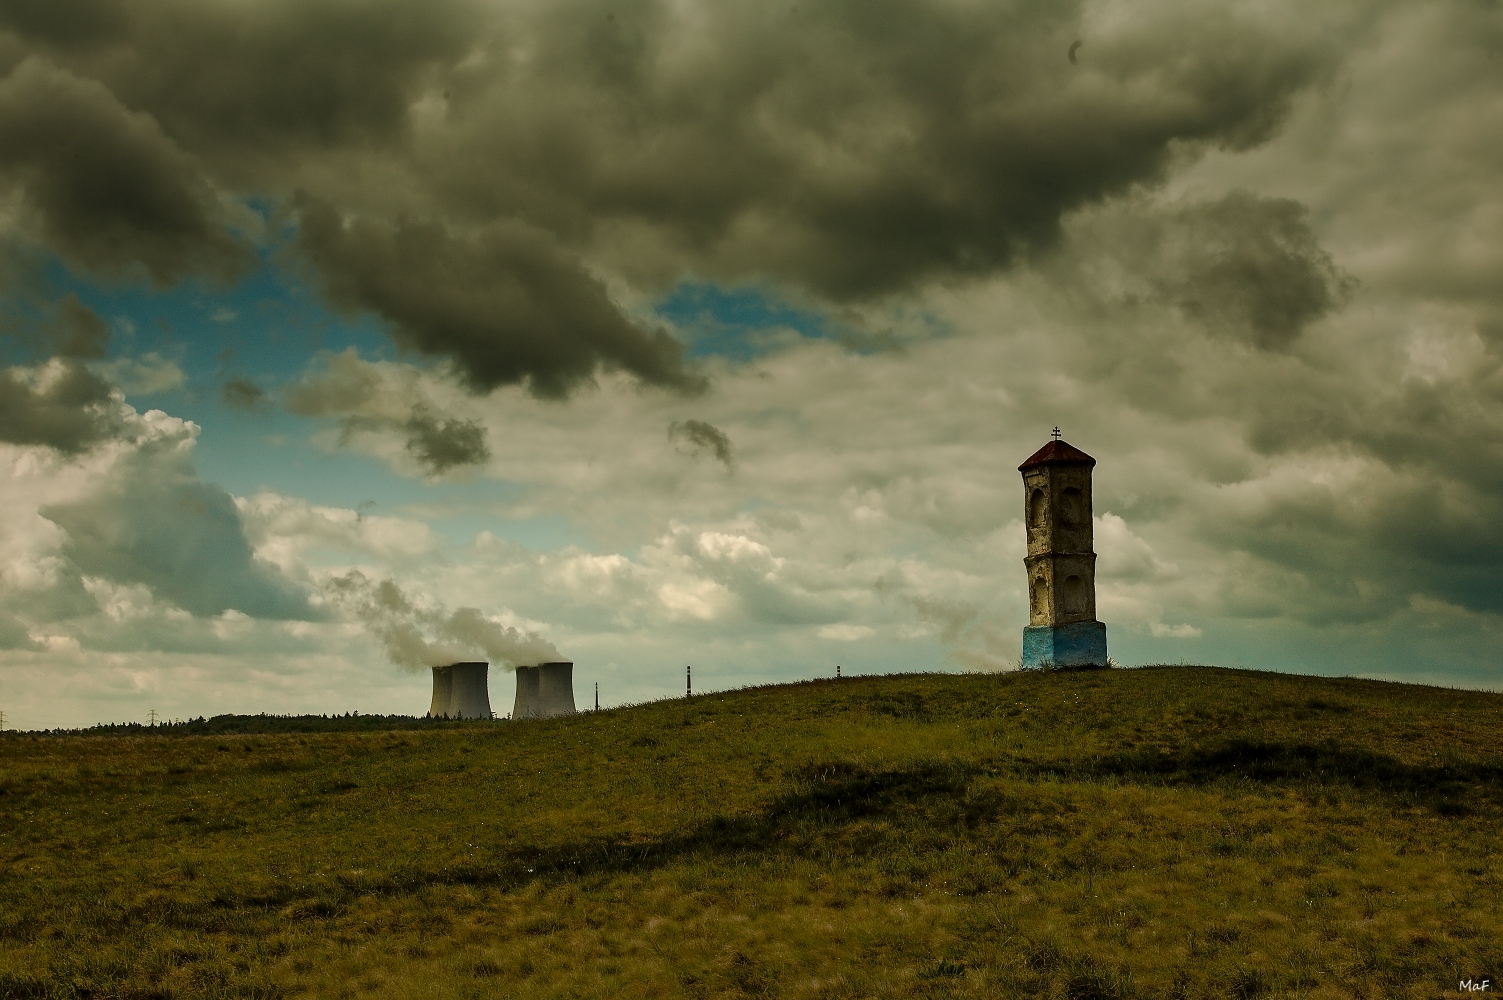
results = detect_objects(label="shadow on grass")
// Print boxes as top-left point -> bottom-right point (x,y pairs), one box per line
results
79,762 -> 980,934
375,760 -> 977,893
23,741 -> 1500,943
287,742 -> 1502,901
1026,739 -> 1503,815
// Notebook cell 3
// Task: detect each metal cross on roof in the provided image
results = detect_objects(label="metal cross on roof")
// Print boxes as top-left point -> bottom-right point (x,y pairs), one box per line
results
1051,426 -> 1062,441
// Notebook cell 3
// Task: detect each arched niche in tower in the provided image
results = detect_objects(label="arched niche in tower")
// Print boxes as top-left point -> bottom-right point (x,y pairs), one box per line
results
1060,487 -> 1082,527
1028,488 -> 1047,528
1063,574 -> 1085,613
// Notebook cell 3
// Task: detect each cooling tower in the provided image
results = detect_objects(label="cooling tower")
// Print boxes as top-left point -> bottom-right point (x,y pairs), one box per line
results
537,661 -> 577,717
448,662 -> 492,719
427,662 -> 493,719
428,665 -> 453,718
512,662 -> 575,719
512,665 -> 540,718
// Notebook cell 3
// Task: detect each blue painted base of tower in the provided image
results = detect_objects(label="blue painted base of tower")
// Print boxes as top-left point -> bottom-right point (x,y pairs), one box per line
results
1022,621 -> 1108,669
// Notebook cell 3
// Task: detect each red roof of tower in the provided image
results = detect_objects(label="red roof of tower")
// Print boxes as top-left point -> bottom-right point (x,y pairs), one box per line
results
1018,439 -> 1096,471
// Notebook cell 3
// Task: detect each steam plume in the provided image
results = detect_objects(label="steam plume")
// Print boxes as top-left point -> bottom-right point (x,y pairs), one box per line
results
327,571 -> 559,670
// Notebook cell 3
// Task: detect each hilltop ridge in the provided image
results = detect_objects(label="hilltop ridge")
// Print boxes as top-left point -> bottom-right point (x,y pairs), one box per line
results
2,666 -> 1499,998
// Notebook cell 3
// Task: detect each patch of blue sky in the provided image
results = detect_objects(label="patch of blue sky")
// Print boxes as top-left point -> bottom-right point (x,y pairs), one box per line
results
656,280 -> 945,360
33,257 -> 379,500
177,408 -> 591,553
655,282 -> 834,362
12,250 -> 592,554
41,250 -> 394,386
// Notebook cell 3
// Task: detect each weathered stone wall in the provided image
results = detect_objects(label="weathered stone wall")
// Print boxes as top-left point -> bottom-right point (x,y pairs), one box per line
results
1022,463 -> 1097,627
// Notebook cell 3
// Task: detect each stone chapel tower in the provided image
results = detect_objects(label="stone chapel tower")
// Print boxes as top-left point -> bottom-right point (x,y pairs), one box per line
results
1019,434 -> 1109,668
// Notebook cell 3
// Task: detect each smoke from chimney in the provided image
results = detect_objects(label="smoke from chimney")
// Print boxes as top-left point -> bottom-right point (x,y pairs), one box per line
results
326,571 -> 560,671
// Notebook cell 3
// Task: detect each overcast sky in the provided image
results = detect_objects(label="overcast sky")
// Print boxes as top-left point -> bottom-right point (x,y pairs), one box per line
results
1,0 -> 1499,728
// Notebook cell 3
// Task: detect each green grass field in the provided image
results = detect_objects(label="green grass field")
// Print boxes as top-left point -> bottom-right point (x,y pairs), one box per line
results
2,665 -> 1501,999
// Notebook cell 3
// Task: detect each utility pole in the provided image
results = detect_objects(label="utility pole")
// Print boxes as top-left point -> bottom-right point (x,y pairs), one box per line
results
148,709 -> 158,728
686,665 -> 692,698
836,665 -> 841,678
595,681 -> 599,711
0,709 -> 6,732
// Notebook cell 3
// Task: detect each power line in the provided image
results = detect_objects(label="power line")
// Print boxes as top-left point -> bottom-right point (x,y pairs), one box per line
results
148,709 -> 158,728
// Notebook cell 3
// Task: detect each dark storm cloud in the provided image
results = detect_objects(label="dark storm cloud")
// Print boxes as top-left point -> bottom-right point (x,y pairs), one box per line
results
0,609 -> 40,650
0,58 -> 249,285
0,0 -> 480,169
0,0 -> 129,45
284,349 -> 490,475
0,0 -> 1344,406
1154,193 -> 1353,350
48,295 -> 111,359
404,407 -> 490,475
1020,182 -> 1502,627
0,359 -> 118,453
295,197 -> 702,397
1047,192 -> 1354,356
669,419 -> 734,470
3,290 -> 114,361
416,0 -> 1336,299
1226,366 -> 1503,619
7,0 -> 1337,302
40,434 -> 315,620
221,377 -> 266,411
1196,464 -> 1503,623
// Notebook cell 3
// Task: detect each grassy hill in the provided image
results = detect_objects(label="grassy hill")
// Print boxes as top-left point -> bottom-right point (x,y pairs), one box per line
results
2,665 -> 1500,999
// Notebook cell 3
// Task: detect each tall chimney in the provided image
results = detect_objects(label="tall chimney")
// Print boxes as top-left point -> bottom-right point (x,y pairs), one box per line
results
512,665 -> 541,718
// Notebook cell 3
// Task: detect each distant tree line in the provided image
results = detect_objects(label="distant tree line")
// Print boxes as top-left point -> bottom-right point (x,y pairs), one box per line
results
1,712 -> 502,737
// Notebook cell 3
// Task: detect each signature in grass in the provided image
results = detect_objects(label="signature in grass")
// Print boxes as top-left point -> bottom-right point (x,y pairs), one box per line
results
1460,979 -> 1492,993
